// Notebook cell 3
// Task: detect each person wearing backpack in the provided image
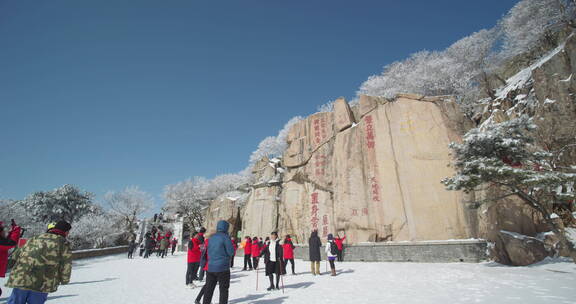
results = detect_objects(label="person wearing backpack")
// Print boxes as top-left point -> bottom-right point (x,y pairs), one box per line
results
325,233 -> 338,276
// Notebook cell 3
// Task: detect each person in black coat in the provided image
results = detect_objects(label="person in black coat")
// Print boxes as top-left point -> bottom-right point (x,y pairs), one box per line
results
261,232 -> 285,291
144,234 -> 155,259
308,230 -> 321,275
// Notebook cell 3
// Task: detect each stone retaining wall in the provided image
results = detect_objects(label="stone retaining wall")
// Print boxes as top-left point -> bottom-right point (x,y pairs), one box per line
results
290,240 -> 488,263
72,246 -> 129,260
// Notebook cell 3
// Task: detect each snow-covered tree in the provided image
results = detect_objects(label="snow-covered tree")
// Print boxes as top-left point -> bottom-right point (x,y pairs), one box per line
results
442,116 -> 576,262
20,184 -> 97,223
0,199 -> 45,237
105,186 -> 154,238
359,28 -> 498,111
163,177 -> 211,232
249,116 -> 302,164
499,0 -> 572,59
69,213 -> 118,249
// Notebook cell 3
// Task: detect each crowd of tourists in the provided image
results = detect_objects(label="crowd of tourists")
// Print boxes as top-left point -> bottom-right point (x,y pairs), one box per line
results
0,215 -> 348,304
136,225 -> 179,259
186,220 -> 348,304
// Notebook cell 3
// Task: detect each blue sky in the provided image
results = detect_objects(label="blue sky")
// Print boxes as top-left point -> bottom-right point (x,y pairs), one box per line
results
0,0 -> 519,211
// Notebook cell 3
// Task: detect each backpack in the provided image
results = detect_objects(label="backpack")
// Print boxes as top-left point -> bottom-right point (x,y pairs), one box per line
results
330,241 -> 338,255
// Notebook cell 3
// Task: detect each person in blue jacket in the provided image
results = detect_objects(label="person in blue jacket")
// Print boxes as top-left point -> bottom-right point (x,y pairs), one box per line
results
202,220 -> 234,304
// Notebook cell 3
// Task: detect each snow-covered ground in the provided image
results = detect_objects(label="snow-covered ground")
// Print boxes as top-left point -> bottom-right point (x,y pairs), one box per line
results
1,253 -> 575,304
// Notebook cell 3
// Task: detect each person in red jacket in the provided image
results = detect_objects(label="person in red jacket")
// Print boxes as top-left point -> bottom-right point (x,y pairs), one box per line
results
0,220 -> 20,297
334,234 -> 346,262
282,235 -> 296,275
186,232 -> 202,288
242,236 -> 253,271
251,237 -> 262,270
230,238 -> 237,268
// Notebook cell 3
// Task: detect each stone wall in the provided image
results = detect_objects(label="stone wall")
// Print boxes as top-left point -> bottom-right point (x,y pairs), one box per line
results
72,246 -> 129,260
292,240 -> 488,263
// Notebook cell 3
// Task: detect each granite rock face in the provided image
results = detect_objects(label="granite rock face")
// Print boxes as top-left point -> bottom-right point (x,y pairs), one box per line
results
278,95 -> 474,243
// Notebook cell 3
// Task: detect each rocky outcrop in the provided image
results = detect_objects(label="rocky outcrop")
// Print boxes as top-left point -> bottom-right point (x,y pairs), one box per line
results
497,231 -> 549,266
203,195 -> 242,235
476,30 -> 576,264
240,157 -> 283,238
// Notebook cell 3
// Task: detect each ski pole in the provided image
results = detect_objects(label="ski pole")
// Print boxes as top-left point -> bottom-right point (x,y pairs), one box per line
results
281,273 -> 285,294
256,267 -> 259,291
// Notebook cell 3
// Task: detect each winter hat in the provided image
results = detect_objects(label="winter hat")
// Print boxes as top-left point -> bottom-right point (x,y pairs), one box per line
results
54,221 -> 72,232
327,233 -> 334,240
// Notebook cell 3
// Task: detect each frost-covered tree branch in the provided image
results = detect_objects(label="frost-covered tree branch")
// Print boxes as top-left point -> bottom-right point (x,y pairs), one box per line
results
105,186 -> 153,238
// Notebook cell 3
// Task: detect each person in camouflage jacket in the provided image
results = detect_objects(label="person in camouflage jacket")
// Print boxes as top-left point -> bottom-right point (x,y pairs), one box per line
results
6,221 -> 72,304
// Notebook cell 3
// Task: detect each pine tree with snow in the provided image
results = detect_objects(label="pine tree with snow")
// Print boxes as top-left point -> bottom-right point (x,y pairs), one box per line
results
442,116 -> 576,262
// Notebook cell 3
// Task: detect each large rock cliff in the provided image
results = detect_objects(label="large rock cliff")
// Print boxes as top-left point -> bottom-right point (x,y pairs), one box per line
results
209,95 -> 477,244
201,30 -> 576,264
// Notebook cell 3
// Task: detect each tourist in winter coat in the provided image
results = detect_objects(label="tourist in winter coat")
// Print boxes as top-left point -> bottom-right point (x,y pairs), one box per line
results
325,234 -> 338,276
251,237 -> 262,270
308,230 -> 322,275
127,240 -> 137,259
6,221 -> 72,304
203,221 -> 234,304
262,231 -> 285,291
186,232 -> 202,287
144,234 -> 155,259
334,235 -> 346,262
198,236 -> 208,281
0,221 -> 20,277
0,222 -> 19,297
230,238 -> 237,268
242,236 -> 253,271
139,242 -> 145,257
195,237 -> 210,304
160,237 -> 169,258
171,238 -> 178,255
282,235 -> 296,275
